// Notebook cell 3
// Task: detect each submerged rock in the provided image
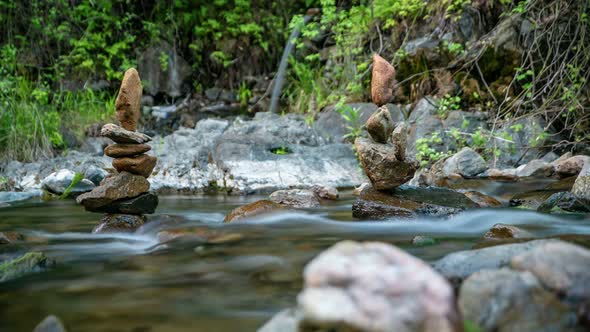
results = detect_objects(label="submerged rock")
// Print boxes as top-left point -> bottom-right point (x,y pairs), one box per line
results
100,123 -> 152,144
464,191 -> 502,207
92,214 -> 147,233
0,231 -> 23,244
538,192 -> 590,213
355,137 -> 417,190
224,200 -> 283,223
41,169 -> 95,197
296,241 -> 461,332
76,172 -> 150,210
0,252 -> 51,282
483,224 -> 532,240
459,268 -> 572,332
482,168 -> 518,181
443,147 -> 487,177
269,189 -> 320,208
258,308 -> 301,332
0,191 -> 41,204
33,315 -> 67,332
83,191 -> 158,214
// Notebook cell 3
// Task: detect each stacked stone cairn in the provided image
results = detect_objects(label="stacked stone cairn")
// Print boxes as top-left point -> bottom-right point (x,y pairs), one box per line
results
77,68 -> 158,233
354,54 -> 418,190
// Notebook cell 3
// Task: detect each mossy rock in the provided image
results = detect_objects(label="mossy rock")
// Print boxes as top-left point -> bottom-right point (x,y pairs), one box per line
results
0,252 -> 50,282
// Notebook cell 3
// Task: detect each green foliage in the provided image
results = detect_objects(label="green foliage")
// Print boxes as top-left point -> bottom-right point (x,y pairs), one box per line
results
438,94 -> 462,118
238,82 -> 252,108
270,146 -> 292,155
60,173 -> 84,199
463,320 -> 484,332
335,104 -> 363,141
416,132 -> 451,167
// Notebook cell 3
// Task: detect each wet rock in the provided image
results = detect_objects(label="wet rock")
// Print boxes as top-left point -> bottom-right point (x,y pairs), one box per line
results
224,200 -> 283,223
443,147 -> 487,177
297,241 -> 461,332
516,159 -> 554,177
0,232 -> 23,244
0,252 -> 51,282
104,143 -> 151,158
115,68 -> 142,131
138,41 -> 191,98
311,185 -> 339,200
157,228 -> 244,244
433,239 -> 558,285
538,192 -> 590,213
555,155 -> 588,178
511,241 -> 590,301
83,166 -> 108,186
464,191 -> 502,207
365,106 -> 394,143
0,191 -> 41,204
83,191 -> 158,214
483,224 -> 532,240
258,308 -> 300,332
572,161 -> 590,202
92,214 -> 146,233
541,151 -> 560,163
100,123 -> 152,144
41,169 -> 95,197
112,154 -> 157,178
412,235 -> 437,246
269,189 -> 320,208
371,54 -> 395,106
210,112 -> 365,193
33,315 -> 67,332
352,182 -> 371,196
76,172 -> 150,210
391,122 -> 408,160
352,186 -> 467,220
459,268 -> 572,332
355,137 -> 417,190
482,168 -> 518,181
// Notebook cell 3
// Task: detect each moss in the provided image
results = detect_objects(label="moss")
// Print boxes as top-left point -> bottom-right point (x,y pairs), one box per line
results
0,252 -> 48,282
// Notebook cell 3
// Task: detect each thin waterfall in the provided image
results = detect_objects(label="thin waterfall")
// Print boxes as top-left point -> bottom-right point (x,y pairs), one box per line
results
269,14 -> 314,113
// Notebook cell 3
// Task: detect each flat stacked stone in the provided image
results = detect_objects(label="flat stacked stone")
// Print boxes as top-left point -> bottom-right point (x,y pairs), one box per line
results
354,55 -> 417,191
77,68 -> 158,233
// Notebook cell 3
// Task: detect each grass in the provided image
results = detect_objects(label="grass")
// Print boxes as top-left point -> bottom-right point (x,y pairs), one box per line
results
0,77 -> 115,162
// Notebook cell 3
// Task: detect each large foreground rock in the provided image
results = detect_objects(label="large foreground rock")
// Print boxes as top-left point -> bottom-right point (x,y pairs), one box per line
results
76,172 -> 150,210
511,241 -> 590,301
33,315 -> 67,332
297,241 -> 461,332
459,268 -> 573,332
433,239 -> 558,285
355,137 -> 417,190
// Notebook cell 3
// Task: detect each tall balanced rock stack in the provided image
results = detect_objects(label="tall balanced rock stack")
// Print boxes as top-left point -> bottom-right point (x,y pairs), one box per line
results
77,69 -> 159,233
354,54 -> 417,190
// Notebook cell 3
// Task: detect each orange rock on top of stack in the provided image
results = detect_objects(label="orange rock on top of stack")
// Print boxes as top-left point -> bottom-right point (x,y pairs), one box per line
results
77,68 -> 158,233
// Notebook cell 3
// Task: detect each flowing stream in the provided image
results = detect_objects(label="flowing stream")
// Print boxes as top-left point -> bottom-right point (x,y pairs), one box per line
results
1,180 -> 589,331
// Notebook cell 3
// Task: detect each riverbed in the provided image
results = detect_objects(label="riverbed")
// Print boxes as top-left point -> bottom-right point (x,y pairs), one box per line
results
1,183 -> 589,331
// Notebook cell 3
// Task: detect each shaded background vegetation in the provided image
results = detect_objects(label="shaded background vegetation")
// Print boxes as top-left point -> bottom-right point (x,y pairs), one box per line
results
0,0 -> 588,162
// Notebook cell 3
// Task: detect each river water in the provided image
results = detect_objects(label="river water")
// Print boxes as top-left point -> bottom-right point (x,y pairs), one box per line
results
1,181 -> 589,331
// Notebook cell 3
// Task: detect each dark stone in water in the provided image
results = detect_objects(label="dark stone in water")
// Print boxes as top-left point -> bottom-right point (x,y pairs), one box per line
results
352,186 -> 465,220
83,191 -> 158,214
33,315 -> 67,332
538,192 -> 590,213
483,224 -> 532,240
0,252 -> 51,282
76,172 -> 150,210
224,200 -> 283,223
93,214 -> 147,233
